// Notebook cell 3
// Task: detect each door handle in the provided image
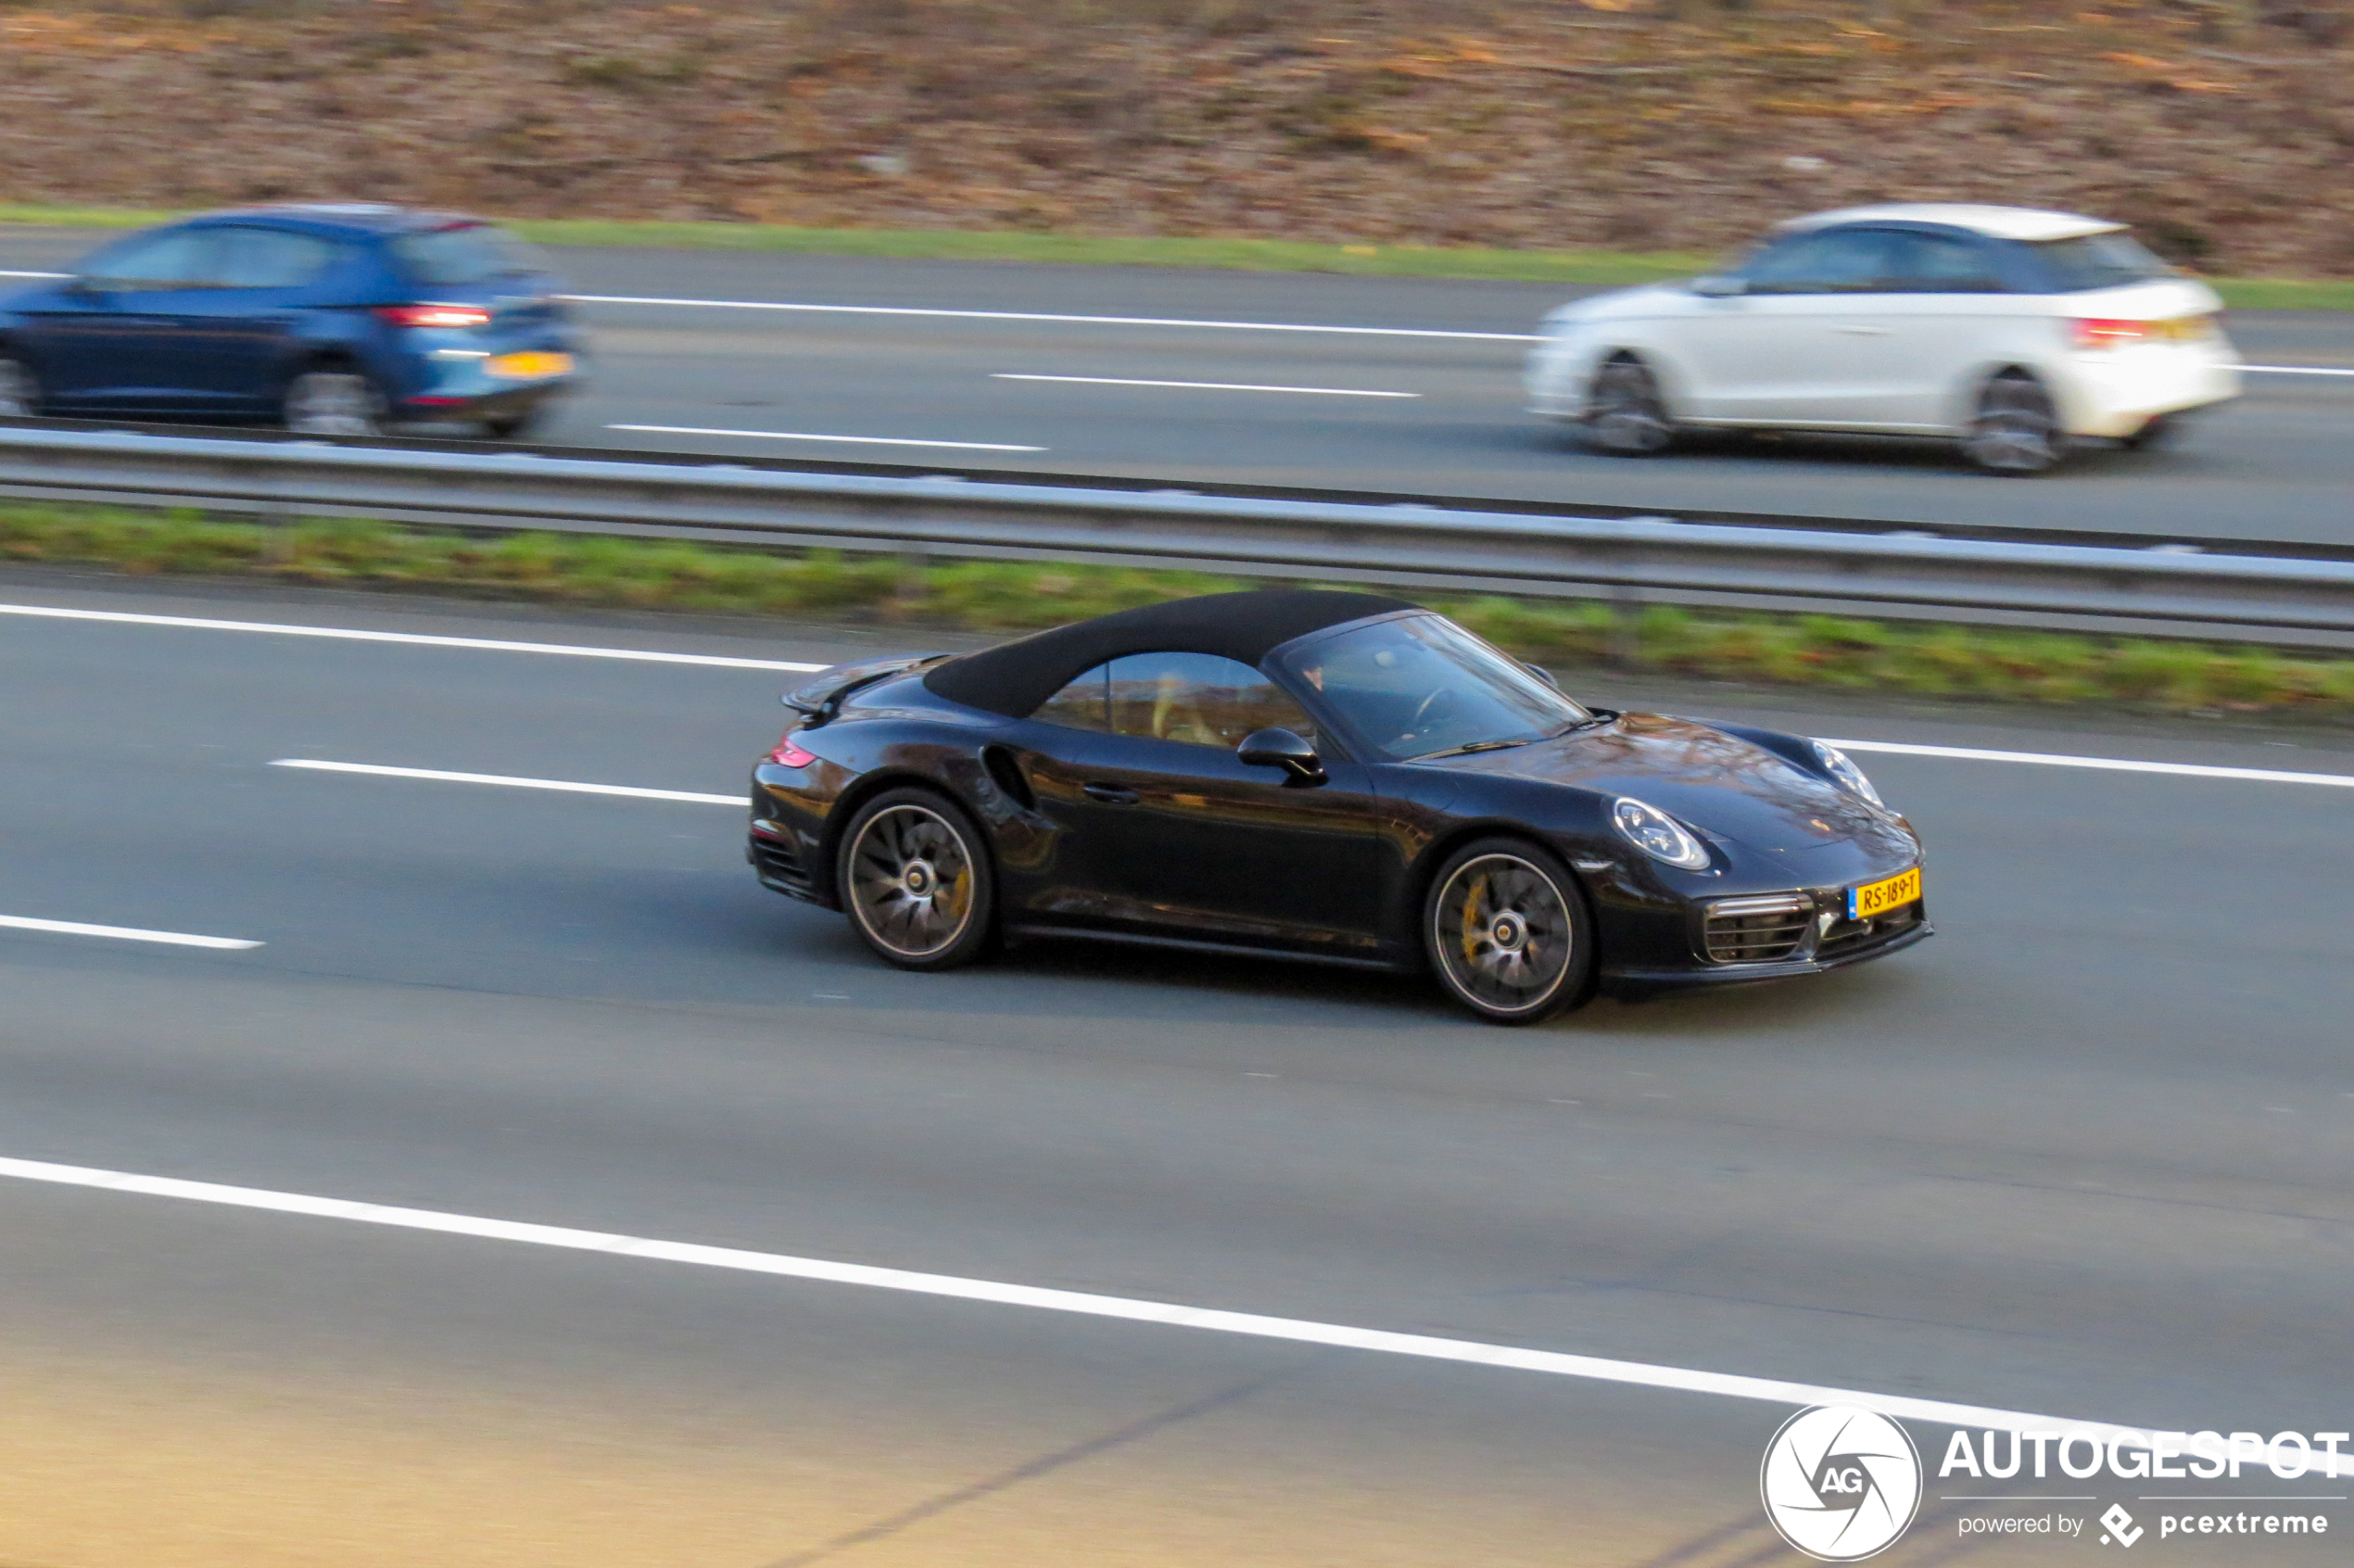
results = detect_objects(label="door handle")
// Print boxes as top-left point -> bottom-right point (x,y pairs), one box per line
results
1834,325 -> 1893,336
1082,782 -> 1140,805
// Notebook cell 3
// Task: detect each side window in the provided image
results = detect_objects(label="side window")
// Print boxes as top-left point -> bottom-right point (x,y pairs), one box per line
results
1104,651 -> 1317,750
80,229 -> 223,288
1880,233 -> 2005,294
1031,664 -> 1109,732
214,228 -> 340,289
1740,229 -> 1901,295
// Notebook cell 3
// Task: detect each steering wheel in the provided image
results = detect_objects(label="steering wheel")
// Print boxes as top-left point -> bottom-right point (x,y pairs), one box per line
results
1396,686 -> 1457,746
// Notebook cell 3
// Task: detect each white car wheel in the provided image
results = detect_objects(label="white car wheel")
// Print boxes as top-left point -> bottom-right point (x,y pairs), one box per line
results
1963,373 -> 2069,475
1583,357 -> 1676,457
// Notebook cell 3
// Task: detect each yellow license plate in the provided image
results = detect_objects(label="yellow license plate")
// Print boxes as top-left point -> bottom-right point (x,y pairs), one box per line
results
1847,866 -> 1921,920
487,351 -> 574,380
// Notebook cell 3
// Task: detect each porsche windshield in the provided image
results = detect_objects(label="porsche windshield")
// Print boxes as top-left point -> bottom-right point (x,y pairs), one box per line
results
1284,614 -> 1592,761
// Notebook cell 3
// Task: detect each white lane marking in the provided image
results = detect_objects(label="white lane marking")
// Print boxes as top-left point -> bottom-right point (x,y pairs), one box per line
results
272,759 -> 741,806
570,295 -> 1544,343
993,373 -> 1419,398
0,603 -> 828,672
0,915 -> 260,950
610,424 -> 1045,452
1828,739 -> 2354,788
0,1150 -> 2234,1458
0,270 -> 70,278
2240,364 -> 2354,376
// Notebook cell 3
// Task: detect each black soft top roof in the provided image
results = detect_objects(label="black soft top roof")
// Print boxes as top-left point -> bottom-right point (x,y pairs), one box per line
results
923,588 -> 1418,717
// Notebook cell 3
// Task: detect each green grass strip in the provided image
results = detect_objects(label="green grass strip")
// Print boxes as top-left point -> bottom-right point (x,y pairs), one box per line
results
6,203 -> 2351,306
6,503 -> 2352,720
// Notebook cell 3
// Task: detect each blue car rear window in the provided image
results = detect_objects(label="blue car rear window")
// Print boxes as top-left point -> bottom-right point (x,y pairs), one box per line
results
394,225 -> 539,285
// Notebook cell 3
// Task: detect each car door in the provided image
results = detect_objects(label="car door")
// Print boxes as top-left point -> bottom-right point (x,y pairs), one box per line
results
178,227 -> 348,414
1851,230 -> 2019,431
1653,227 -> 1907,425
28,227 -> 228,412
1015,652 -> 1388,953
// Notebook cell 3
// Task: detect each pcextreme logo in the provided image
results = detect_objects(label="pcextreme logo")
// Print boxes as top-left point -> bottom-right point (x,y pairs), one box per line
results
1761,1405 -> 1925,1562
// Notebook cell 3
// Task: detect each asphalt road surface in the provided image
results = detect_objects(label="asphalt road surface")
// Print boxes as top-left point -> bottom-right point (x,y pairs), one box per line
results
4,566 -> 2352,1565
5,227 -> 2354,545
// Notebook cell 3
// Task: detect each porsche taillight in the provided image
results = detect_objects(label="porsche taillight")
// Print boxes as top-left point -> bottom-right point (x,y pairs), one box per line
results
766,736 -> 816,767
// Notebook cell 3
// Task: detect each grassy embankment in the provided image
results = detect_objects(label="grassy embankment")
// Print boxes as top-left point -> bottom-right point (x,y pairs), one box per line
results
6,502 -> 2351,720
5,203 -> 2352,310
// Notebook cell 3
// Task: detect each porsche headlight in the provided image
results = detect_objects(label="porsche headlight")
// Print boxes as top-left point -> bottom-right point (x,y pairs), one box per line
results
1612,797 -> 1711,871
1812,741 -> 1883,806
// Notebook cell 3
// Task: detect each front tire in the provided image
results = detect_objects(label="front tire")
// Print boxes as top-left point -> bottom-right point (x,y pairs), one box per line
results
284,368 -> 387,436
0,352 -> 40,418
1962,372 -> 2069,475
837,787 -> 996,971
1423,838 -> 1595,1024
1582,355 -> 1676,456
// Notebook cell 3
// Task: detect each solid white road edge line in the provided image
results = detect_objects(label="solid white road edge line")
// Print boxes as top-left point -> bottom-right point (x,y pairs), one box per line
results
993,373 -> 1419,398
0,270 -> 70,278
1826,738 -> 2354,788
2240,365 -> 2354,376
0,1148 -> 2271,1461
0,603 -> 829,671
272,759 -> 742,805
611,424 -> 1045,451
569,295 -> 1544,341
0,916 -> 260,950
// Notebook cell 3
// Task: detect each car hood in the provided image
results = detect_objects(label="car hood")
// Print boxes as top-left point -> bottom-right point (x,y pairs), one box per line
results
1542,282 -> 1696,327
1428,712 -> 1907,855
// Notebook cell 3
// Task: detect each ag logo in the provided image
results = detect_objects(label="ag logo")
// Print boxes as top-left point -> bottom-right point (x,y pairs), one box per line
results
1760,1405 -> 1923,1562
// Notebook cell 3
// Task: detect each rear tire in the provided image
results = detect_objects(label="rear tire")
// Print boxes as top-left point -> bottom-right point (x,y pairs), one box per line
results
0,353 -> 40,418
1423,837 -> 1596,1025
1582,355 -> 1676,457
836,787 -> 997,972
1962,373 -> 2069,475
284,368 -> 387,436
481,408 -> 539,440
2120,412 -> 2176,452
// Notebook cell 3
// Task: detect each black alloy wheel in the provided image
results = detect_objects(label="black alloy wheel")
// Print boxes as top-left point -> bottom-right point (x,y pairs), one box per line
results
838,788 -> 996,971
283,368 -> 388,436
1423,838 -> 1595,1024
0,353 -> 39,418
1583,355 -> 1676,456
1962,372 -> 2069,475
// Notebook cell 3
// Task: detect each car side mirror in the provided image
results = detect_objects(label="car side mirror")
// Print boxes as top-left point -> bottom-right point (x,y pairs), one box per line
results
1237,727 -> 1325,786
1690,275 -> 1747,298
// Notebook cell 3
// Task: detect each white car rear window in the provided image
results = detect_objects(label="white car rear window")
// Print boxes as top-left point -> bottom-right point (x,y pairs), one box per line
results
2031,233 -> 2171,292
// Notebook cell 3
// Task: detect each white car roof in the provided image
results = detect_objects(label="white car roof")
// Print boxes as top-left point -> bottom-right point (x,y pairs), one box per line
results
1779,204 -> 2125,242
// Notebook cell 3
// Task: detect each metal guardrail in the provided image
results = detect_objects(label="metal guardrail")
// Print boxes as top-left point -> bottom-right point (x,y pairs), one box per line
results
5,424 -> 2354,642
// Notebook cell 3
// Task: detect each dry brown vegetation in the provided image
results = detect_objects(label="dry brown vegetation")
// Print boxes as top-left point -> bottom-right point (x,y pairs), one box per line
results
5,0 -> 2353,274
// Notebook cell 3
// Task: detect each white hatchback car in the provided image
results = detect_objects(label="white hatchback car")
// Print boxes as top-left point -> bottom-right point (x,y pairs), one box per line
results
1525,204 -> 2240,474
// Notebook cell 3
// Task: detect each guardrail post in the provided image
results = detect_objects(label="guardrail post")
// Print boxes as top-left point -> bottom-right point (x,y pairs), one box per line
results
891,544 -> 930,621
1608,585 -> 1642,669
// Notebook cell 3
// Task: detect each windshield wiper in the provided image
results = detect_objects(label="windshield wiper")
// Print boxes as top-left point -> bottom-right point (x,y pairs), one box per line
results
1414,738 -> 1533,760
1548,715 -> 1611,738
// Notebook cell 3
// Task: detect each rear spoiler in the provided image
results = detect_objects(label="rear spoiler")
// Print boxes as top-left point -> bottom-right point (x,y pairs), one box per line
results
782,652 -> 952,725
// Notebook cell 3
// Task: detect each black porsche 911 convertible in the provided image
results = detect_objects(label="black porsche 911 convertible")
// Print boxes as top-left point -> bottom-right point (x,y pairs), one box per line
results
748,589 -> 1928,1023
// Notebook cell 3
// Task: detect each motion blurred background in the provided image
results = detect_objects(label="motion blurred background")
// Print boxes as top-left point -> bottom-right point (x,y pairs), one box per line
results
3,0 -> 2350,276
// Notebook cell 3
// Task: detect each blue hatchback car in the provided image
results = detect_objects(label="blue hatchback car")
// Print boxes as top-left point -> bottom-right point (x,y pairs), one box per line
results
0,204 -> 580,437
